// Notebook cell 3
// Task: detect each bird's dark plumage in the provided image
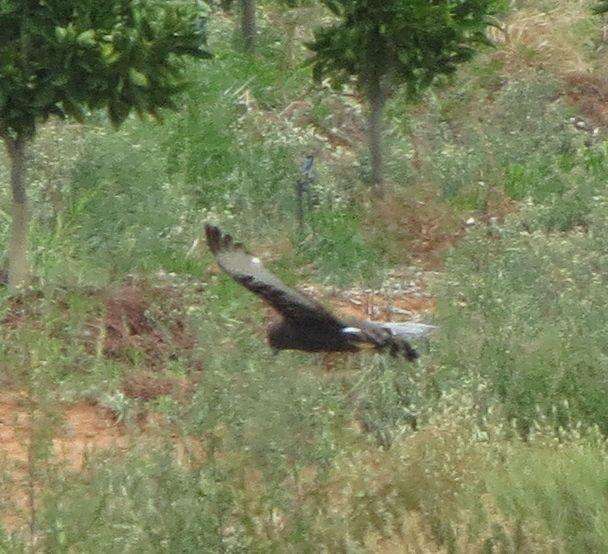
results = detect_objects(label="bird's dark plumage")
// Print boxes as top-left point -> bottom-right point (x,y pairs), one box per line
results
204,224 -> 418,361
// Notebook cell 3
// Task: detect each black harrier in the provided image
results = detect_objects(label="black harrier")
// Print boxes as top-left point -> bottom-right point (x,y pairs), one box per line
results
205,224 -> 419,361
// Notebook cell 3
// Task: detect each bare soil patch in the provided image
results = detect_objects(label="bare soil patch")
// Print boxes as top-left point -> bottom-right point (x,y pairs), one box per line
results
564,72 -> 608,129
1,278 -> 201,373
101,281 -> 198,368
0,392 -> 129,530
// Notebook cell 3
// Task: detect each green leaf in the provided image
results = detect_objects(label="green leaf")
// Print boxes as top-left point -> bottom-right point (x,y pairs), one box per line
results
76,30 -> 96,47
108,98 -> 131,127
593,0 -> 608,14
100,43 -> 119,64
128,68 -> 150,88
61,98 -> 85,123
55,26 -> 67,41
0,0 -> 210,137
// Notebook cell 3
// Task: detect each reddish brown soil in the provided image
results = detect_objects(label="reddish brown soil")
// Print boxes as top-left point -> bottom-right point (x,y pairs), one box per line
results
0,392 -> 128,529
122,371 -> 187,401
0,279 -> 204,530
564,72 -> 608,129
1,280 -> 199,372
1,290 -> 45,329
0,393 -> 125,469
101,282 -> 198,368
0,391 -> 206,529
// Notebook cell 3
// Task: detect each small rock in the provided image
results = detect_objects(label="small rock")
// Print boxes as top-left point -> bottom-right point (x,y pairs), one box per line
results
388,307 -> 413,316
465,217 -> 476,227
62,423 -> 77,438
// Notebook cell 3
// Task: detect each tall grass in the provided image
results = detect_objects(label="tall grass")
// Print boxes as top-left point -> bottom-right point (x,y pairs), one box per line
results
3,1 -> 608,551
433,149 -> 608,433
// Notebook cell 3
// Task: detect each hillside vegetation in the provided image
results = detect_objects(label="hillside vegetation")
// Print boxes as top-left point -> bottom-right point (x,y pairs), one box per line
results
2,0 -> 608,551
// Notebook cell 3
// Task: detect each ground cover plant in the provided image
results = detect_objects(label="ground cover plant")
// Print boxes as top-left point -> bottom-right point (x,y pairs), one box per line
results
1,0 -> 608,551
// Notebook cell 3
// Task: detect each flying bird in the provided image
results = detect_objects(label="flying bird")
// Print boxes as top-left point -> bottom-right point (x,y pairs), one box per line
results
204,224 -> 420,361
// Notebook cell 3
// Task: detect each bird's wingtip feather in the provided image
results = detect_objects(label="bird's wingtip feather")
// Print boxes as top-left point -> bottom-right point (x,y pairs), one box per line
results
204,224 -> 224,255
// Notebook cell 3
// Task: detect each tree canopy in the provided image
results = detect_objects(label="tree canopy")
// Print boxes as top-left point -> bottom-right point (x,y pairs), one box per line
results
594,1 -> 608,14
0,0 -> 210,141
307,0 -> 498,192
0,0 -> 210,288
308,0 -> 497,98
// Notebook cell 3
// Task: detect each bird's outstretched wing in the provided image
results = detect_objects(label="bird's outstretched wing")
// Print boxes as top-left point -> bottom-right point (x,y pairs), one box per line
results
205,224 -> 344,327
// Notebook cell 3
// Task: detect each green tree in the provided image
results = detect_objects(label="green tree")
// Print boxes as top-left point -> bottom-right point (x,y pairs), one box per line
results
0,0 -> 210,289
593,0 -> 608,42
308,0 -> 498,194
594,1 -> 608,13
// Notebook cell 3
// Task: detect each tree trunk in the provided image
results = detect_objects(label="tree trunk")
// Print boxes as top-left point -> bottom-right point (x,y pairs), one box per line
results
240,0 -> 256,54
5,137 -> 29,290
366,76 -> 386,196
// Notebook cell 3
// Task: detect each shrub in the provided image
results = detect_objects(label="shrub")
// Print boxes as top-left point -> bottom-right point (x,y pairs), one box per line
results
433,178 -> 608,433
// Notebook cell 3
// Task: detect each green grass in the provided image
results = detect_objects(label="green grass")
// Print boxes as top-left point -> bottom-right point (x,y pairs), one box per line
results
3,1 -> 608,551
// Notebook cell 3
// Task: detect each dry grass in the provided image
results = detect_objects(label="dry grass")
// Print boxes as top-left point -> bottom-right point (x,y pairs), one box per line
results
368,192 -> 463,269
493,0 -> 603,75
484,1 -> 608,132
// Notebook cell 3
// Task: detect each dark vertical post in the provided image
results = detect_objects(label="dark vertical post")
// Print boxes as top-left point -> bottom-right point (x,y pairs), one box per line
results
240,0 -> 256,53
295,155 -> 315,235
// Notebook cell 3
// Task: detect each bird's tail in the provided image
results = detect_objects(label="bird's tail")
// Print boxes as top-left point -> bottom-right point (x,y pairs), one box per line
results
385,334 -> 419,361
343,323 -> 419,361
